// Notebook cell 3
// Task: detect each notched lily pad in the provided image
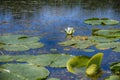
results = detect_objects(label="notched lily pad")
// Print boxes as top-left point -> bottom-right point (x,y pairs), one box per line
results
0,64 -> 50,80
84,18 -> 119,25
0,35 -> 44,51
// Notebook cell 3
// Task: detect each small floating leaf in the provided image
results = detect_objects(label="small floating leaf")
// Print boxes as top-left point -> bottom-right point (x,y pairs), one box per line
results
0,64 -> 50,80
66,56 -> 90,74
83,49 -> 95,52
95,42 -> 120,51
47,78 -> 60,80
110,62 -> 120,75
0,55 -> 13,62
105,75 -> 120,80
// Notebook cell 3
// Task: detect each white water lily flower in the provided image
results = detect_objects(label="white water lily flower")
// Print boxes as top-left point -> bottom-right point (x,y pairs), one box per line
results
65,27 -> 75,35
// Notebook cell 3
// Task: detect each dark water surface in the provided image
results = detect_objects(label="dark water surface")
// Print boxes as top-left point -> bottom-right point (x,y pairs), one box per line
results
0,0 -> 120,80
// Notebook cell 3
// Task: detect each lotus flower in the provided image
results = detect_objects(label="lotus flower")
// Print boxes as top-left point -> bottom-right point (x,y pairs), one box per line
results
65,27 -> 75,35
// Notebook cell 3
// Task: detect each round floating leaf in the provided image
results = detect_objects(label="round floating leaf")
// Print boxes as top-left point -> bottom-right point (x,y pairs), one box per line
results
66,56 -> 90,74
105,75 -> 120,80
59,40 -> 78,46
0,35 -> 44,51
27,54 -> 72,67
94,30 -> 120,38
88,36 -> 118,43
95,42 -> 120,50
27,54 -> 60,66
0,64 -> 49,80
47,78 -> 60,80
84,18 -> 119,25
113,47 -> 120,52
83,49 -> 95,52
0,55 -> 13,62
50,54 -> 73,67
110,62 -> 120,75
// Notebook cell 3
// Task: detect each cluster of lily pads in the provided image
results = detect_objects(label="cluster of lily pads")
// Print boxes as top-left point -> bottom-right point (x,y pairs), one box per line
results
0,34 -> 44,51
0,53 -> 119,80
0,18 -> 119,80
60,29 -> 120,52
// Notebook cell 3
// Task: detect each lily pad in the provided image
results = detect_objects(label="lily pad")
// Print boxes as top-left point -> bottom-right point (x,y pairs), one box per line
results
47,78 -> 60,80
84,18 -> 119,25
105,75 -> 120,80
66,56 -> 90,74
59,39 -> 95,50
0,35 -> 44,51
0,55 -> 14,62
87,53 -> 103,68
0,64 -> 50,80
88,36 -> 118,43
0,54 -> 72,68
95,42 -> 120,52
110,62 -> 120,75
86,53 -> 103,76
93,30 -> 120,38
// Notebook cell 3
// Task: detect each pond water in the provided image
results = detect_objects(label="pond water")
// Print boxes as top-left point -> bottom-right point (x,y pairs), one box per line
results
0,0 -> 120,80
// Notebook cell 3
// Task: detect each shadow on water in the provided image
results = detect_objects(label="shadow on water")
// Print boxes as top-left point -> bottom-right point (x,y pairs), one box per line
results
0,0 -> 120,80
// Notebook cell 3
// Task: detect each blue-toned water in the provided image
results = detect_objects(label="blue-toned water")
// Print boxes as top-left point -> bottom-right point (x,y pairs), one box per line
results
0,0 -> 120,80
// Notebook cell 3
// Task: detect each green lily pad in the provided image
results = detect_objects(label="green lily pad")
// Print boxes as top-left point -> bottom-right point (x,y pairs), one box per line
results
95,42 -> 119,50
83,49 -> 95,52
0,55 -> 14,62
84,18 -> 119,25
86,53 -> 103,76
47,78 -> 60,80
105,75 -> 120,80
88,36 -> 118,43
28,54 -> 73,67
0,54 -> 72,68
59,39 -> 95,50
110,62 -> 120,75
0,35 -> 44,51
87,53 -> 103,68
66,56 -> 90,74
0,64 -> 50,80
93,30 -> 120,38
95,42 -> 120,52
